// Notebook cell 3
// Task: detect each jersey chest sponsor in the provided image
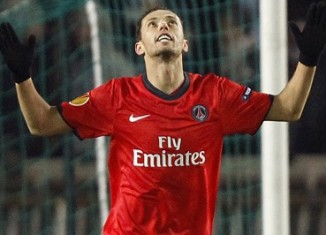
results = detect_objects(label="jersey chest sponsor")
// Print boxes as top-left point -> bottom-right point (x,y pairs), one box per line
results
132,136 -> 206,168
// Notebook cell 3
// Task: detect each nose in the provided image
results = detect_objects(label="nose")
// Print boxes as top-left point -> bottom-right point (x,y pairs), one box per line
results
158,21 -> 169,31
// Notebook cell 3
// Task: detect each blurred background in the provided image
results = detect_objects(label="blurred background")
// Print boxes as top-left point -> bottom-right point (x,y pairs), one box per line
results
0,0 -> 325,234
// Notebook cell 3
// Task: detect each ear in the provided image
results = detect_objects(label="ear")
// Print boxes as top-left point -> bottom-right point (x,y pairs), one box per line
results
135,41 -> 145,55
182,39 -> 189,53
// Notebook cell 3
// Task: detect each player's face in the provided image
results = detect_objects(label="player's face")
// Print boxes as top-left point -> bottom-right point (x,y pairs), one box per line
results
135,10 -> 188,59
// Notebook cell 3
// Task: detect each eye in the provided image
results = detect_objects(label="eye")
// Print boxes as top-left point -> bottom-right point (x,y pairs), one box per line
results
147,21 -> 157,27
169,20 -> 177,25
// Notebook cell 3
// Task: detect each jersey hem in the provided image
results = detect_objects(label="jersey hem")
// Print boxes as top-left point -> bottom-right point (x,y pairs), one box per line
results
250,94 -> 274,135
56,105 -> 83,140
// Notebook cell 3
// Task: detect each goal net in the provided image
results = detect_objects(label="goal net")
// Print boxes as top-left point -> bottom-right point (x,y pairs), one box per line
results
0,0 -> 261,234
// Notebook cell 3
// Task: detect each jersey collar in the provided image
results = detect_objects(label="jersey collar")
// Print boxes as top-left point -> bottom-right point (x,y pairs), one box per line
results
142,72 -> 190,100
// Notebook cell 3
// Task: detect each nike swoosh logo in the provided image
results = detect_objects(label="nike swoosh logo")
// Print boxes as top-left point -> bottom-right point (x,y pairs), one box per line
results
129,114 -> 150,122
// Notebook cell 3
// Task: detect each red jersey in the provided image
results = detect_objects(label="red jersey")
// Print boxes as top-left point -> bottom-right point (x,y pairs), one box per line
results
59,73 -> 272,235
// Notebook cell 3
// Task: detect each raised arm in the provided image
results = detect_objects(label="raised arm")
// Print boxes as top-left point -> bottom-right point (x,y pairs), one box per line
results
0,22 -> 71,136
15,78 -> 71,136
266,2 -> 326,121
265,63 -> 315,121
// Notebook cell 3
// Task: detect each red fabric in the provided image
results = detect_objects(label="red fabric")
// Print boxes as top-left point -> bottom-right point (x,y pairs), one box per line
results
60,73 -> 272,234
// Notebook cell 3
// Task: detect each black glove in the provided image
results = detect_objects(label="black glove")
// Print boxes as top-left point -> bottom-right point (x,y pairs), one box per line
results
289,2 -> 326,66
0,22 -> 36,83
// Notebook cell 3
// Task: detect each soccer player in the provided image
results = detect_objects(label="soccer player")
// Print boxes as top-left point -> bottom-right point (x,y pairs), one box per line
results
1,2 -> 326,234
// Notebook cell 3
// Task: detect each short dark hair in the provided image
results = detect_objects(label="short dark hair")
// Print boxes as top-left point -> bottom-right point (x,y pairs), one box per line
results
135,6 -> 179,41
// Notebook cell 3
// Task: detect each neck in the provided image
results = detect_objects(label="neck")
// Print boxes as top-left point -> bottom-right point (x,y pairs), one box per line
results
144,56 -> 184,94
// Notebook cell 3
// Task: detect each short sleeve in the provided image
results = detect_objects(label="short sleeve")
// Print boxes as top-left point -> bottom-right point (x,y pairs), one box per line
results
58,80 -> 118,139
218,78 -> 273,135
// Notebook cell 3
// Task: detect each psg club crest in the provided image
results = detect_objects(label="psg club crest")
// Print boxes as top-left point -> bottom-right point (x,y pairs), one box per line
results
192,105 -> 208,122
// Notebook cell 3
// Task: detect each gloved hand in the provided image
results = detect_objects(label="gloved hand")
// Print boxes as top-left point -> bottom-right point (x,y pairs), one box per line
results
289,2 -> 326,66
0,22 -> 36,83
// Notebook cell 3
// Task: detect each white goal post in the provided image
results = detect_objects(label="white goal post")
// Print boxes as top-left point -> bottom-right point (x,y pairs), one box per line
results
85,0 -> 109,227
260,0 -> 289,235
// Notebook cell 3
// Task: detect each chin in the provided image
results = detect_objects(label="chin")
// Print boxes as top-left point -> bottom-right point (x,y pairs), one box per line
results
155,49 -> 179,60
